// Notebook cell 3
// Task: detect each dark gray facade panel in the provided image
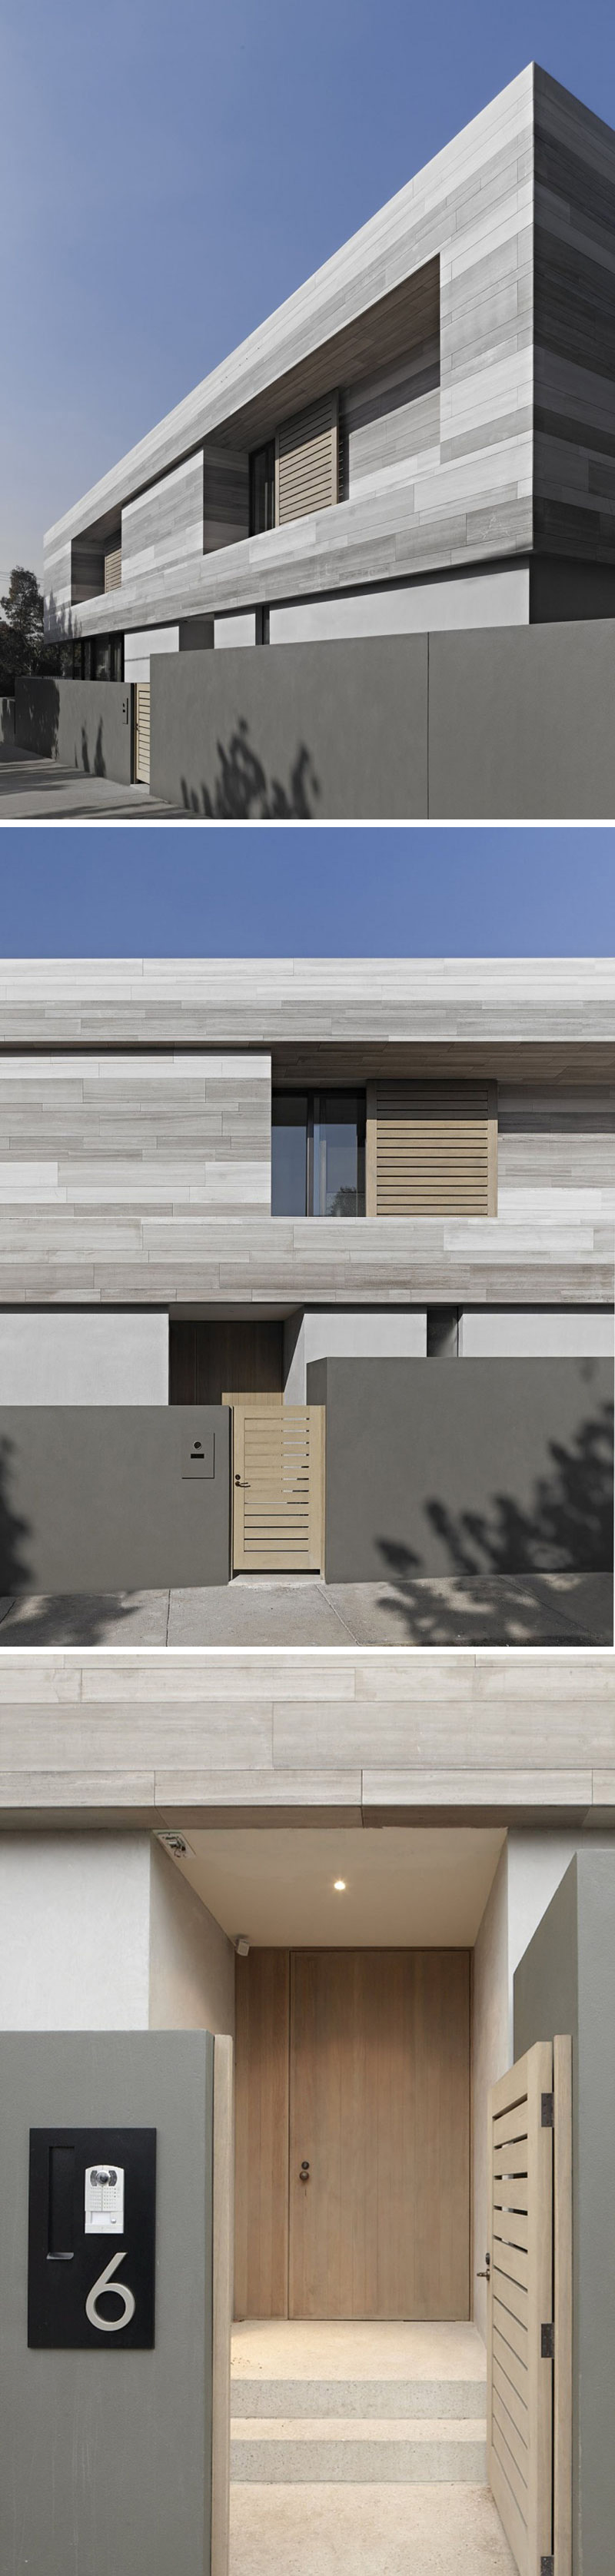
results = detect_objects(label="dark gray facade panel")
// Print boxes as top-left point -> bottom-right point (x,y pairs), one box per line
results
0,1407 -> 231,1594
428,621 -> 615,818
514,1853 -> 615,2576
14,676 -> 133,785
304,1357 -> 613,1582
149,637 -> 429,819
0,2031 -> 214,2576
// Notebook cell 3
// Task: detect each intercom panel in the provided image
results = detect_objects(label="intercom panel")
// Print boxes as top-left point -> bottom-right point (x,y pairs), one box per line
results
28,2128 -> 156,2348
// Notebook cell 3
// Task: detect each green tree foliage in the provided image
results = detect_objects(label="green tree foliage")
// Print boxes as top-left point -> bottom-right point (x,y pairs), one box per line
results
0,565 -> 65,696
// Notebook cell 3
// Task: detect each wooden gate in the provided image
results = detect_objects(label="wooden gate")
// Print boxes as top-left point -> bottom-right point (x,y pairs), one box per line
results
135,682 -> 151,783
232,1404 -> 324,1572
487,2037 -> 572,2576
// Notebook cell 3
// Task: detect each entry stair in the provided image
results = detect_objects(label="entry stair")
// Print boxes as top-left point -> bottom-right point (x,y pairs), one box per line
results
231,2321 -> 487,2485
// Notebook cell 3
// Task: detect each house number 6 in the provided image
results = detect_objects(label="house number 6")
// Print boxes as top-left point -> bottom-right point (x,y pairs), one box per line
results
85,2249 -> 136,2332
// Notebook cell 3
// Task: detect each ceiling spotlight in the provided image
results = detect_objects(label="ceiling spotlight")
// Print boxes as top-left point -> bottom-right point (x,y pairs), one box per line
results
334,1879 -> 347,1892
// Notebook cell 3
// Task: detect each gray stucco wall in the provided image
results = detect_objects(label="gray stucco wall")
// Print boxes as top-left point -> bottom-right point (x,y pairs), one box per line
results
15,676 -> 133,783
305,1356 -> 613,1582
16,622 -> 615,813
150,636 -> 429,818
428,620 -> 615,819
514,1853 -> 615,2576
149,622 -> 615,819
0,2029 -> 214,2576
0,1406 -> 231,1593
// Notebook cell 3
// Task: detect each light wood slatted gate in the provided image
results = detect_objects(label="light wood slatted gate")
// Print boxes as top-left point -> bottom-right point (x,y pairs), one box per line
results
135,682 -> 151,783
232,1404 -> 324,1571
487,2037 -> 572,2576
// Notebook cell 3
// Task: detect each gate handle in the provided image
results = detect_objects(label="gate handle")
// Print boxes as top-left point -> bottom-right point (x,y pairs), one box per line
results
234,1475 -> 251,1487
477,2252 -> 491,2279
299,2161 -> 310,2182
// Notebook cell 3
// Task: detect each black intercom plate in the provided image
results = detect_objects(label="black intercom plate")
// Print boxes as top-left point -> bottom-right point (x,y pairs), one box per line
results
28,2128 -> 156,2349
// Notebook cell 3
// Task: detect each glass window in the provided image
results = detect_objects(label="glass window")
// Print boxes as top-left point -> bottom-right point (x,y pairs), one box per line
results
313,1092 -> 365,1217
250,442 -> 275,534
271,1092 -> 365,1216
271,1094 -> 308,1214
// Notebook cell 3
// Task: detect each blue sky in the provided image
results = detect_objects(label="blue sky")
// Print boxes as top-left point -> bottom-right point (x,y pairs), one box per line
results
0,830 -> 613,954
3,0 -> 615,585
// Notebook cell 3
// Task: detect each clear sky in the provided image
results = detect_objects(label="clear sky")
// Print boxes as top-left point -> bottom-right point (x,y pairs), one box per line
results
0,829 -> 613,955
3,0 -> 615,585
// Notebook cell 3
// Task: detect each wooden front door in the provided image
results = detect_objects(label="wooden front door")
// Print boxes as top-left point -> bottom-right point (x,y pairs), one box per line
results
234,1949 -> 470,2321
232,1405 -> 324,1573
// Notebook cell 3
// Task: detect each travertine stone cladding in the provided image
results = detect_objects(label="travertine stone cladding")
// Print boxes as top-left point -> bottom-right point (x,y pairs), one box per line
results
121,455 -> 205,587
0,1053 -> 272,1215
45,68 -> 535,634
497,1085 -> 615,1218
534,67 -> 615,563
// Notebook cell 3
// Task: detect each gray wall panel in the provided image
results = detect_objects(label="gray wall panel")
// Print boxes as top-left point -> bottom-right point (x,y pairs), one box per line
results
14,676 -> 133,783
150,634 -> 429,818
0,1407 -> 231,1592
305,1355 -> 613,1580
428,619 -> 615,816
0,2030 -> 214,2576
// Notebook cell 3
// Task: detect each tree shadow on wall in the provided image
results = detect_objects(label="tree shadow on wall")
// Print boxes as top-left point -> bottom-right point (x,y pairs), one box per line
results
181,716 -> 321,817
374,1402 -> 614,1645
0,1436 -> 151,1648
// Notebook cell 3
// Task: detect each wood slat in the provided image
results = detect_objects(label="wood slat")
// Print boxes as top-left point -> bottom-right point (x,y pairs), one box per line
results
367,1082 -> 497,1215
233,1404 -> 324,1572
487,2040 -> 554,2576
277,392 -> 338,524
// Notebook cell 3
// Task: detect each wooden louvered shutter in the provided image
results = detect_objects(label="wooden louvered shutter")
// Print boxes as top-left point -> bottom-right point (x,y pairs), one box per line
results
103,541 -> 121,593
366,1083 -> 497,1215
276,393 -> 339,524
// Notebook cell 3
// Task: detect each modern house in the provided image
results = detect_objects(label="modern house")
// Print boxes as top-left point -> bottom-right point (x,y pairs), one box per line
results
2,1645 -> 615,2576
29,65 -> 615,813
0,956 -> 612,1634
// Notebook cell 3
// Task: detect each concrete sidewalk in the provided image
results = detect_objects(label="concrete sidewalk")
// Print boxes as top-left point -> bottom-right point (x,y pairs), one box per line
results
0,750 -> 184,819
0,1572 -> 610,1647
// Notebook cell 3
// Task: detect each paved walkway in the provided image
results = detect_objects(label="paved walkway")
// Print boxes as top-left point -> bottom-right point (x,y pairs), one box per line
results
0,1572 -> 610,1647
0,750 -> 184,819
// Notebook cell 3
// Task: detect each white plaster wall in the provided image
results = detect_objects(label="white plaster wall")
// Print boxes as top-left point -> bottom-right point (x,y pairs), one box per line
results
268,565 -> 530,643
471,1843 -> 510,2343
283,1307 -> 427,1402
214,611 -> 258,648
124,627 -> 180,683
460,1308 -> 613,1356
507,1830 -> 615,1992
0,1312 -> 169,1404
148,1840 -> 234,2037
0,1834 -> 151,2029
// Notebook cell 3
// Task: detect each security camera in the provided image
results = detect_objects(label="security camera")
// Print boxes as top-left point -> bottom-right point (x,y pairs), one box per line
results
234,1935 -> 251,1956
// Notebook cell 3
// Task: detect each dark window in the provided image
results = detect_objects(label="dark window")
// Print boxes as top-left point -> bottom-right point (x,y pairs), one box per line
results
271,1094 -> 308,1214
271,1092 -> 366,1217
250,442 -> 275,534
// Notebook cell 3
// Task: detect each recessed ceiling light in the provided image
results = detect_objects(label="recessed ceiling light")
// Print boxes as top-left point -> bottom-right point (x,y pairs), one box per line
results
334,1879 -> 347,1892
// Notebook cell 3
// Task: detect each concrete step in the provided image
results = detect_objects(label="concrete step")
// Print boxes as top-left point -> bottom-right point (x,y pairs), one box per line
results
231,2374 -> 485,2419
230,2415 -> 487,2484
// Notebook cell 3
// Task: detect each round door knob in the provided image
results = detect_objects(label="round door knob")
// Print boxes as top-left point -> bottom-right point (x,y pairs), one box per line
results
299,2161 -> 310,2181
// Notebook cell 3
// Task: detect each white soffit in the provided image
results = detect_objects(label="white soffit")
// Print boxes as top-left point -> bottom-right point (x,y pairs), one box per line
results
174,1824 -> 506,1948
